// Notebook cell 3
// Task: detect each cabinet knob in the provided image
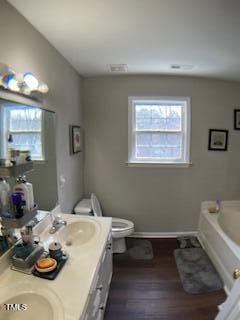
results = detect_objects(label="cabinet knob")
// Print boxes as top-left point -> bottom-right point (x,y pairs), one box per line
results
96,285 -> 103,291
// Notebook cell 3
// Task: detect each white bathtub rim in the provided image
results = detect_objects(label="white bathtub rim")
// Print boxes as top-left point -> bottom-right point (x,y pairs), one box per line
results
201,200 -> 240,212
202,211 -> 240,262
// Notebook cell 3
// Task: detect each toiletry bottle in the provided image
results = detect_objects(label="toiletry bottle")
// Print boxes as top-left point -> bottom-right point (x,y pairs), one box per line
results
216,200 -> 221,213
0,178 -> 4,213
13,176 -> 30,211
0,178 -> 11,214
11,192 -> 24,218
5,134 -> 13,166
0,235 -> 9,253
22,176 -> 34,210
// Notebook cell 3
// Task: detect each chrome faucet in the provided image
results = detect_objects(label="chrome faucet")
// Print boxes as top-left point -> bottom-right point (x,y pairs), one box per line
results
49,215 -> 67,234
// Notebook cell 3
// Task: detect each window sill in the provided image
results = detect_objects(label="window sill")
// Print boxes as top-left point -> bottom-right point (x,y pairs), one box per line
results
125,161 -> 192,168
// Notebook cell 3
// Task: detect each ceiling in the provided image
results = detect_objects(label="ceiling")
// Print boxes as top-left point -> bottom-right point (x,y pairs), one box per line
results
8,0 -> 240,81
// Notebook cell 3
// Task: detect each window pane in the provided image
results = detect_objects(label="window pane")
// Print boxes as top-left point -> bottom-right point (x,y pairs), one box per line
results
8,107 -> 42,131
136,147 -> 151,158
136,104 -> 182,130
136,133 -> 181,147
152,133 -> 181,147
136,133 -> 152,146
136,146 -> 181,159
151,147 -> 181,158
11,133 -> 43,159
136,133 -> 182,159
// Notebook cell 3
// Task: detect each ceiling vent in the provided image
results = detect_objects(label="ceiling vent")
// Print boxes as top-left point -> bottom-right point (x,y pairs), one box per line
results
108,64 -> 128,73
170,64 -> 194,70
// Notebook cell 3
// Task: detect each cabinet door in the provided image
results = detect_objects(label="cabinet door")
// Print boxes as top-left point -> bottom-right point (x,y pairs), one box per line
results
95,306 -> 105,320
83,288 -> 99,320
82,232 -> 113,320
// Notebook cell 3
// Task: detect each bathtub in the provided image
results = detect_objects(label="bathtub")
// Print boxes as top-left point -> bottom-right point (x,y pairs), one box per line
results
198,200 -> 240,294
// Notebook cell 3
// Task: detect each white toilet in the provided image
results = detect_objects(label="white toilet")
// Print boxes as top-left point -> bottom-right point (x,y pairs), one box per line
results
74,193 -> 134,253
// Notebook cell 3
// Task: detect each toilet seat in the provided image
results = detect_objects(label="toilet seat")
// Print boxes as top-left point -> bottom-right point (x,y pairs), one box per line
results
112,218 -> 134,239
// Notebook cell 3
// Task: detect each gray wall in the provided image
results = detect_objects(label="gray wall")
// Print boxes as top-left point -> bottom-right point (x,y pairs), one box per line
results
83,75 -> 240,232
0,1 -> 83,212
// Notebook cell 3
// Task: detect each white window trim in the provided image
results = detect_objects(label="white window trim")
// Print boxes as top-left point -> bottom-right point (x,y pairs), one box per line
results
128,96 -> 191,167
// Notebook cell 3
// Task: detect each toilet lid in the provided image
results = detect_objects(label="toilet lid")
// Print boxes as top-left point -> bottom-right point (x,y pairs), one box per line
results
90,193 -> 103,217
112,218 -> 134,232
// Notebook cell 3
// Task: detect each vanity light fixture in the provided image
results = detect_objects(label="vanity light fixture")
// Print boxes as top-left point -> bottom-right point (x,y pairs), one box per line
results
0,62 -> 49,96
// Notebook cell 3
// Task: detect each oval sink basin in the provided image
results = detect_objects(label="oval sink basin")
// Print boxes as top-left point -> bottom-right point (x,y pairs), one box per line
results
57,220 -> 99,246
0,283 -> 64,320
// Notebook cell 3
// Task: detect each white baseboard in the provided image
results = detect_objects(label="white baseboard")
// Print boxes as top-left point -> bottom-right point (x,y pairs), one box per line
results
129,231 -> 198,238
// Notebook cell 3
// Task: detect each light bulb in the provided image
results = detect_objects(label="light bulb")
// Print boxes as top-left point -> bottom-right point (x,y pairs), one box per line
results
24,72 -> 39,90
8,77 -> 20,92
5,74 -> 20,92
38,82 -> 49,93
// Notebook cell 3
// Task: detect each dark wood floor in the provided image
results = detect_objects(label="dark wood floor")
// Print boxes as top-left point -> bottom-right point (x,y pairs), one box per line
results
104,238 -> 226,320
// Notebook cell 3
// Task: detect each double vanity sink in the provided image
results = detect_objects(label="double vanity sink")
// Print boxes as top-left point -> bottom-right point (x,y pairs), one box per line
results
0,209 -> 112,320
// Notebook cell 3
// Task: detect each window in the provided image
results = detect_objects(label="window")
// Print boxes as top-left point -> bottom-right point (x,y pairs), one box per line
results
3,105 -> 44,161
128,97 -> 190,165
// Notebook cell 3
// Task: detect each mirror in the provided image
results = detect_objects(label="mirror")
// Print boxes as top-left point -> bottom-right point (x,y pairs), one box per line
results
0,96 -> 58,210
0,93 -> 58,255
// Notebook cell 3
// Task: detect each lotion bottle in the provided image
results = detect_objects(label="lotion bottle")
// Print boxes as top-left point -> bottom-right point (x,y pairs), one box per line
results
13,176 -> 30,211
22,176 -> 34,210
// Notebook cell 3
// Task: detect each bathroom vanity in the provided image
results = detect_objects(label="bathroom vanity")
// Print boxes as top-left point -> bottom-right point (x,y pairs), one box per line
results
0,210 -> 112,320
0,92 -> 113,319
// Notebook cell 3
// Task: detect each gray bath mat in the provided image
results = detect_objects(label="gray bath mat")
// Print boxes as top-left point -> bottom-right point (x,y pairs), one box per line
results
116,238 -> 153,260
177,236 -> 201,249
174,248 -> 223,294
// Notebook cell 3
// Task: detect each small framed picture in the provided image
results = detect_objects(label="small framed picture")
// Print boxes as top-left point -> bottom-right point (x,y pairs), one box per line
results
208,129 -> 228,151
70,125 -> 82,154
234,109 -> 240,130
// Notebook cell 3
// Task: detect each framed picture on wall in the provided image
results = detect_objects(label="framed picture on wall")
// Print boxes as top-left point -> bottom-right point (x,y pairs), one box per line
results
234,109 -> 240,130
208,129 -> 228,151
70,125 -> 82,154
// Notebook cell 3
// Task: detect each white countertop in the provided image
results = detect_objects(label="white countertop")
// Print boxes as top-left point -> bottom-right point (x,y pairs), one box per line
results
0,212 -> 112,320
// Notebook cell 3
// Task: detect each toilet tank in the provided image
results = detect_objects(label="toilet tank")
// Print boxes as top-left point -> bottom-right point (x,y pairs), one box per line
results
74,199 -> 92,215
